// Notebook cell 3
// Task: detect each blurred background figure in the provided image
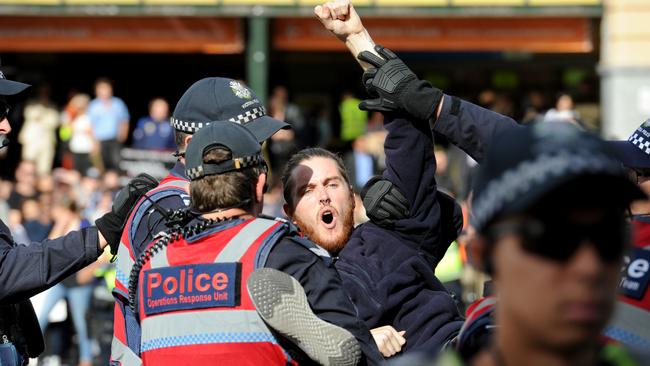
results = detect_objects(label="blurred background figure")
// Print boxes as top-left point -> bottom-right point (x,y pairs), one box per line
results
339,90 -> 367,144
64,94 -> 97,176
87,78 -> 129,172
268,86 -> 298,174
544,92 -> 581,125
36,197 -> 98,366
131,97 -> 174,151
19,84 -> 59,176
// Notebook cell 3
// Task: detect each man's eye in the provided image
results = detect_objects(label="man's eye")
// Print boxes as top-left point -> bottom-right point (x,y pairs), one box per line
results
303,188 -> 313,195
328,183 -> 339,189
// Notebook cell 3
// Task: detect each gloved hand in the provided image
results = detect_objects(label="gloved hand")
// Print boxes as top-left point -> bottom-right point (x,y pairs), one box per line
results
361,176 -> 409,228
95,173 -> 158,255
357,45 -> 443,121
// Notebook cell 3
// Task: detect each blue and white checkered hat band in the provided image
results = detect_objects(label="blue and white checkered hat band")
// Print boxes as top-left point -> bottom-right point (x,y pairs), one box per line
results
472,150 -> 622,231
170,118 -> 210,134
229,107 -> 266,125
171,107 -> 267,133
628,131 -> 650,156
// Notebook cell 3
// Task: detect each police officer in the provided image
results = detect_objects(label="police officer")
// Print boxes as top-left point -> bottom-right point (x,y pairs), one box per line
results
127,121 -> 382,365
0,69 -> 153,365
604,120 -> 650,352
109,78 -> 289,364
448,123 -> 644,366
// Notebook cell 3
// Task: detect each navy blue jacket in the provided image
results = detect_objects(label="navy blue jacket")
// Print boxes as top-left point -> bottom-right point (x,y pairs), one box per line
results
432,95 -> 519,164
335,95 -> 519,354
0,219 -> 100,358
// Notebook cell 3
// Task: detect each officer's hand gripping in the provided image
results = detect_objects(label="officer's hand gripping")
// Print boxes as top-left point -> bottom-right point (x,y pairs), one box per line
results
358,45 -> 443,122
361,176 -> 410,228
95,173 -> 159,255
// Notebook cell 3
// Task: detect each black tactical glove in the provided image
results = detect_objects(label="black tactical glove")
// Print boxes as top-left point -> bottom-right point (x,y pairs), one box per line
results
95,173 -> 158,255
361,176 -> 410,228
357,45 -> 443,121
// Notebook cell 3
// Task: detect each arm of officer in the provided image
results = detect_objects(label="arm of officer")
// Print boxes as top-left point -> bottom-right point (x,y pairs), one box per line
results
433,95 -> 520,163
266,238 -> 385,365
0,220 -> 101,303
316,0 -> 519,163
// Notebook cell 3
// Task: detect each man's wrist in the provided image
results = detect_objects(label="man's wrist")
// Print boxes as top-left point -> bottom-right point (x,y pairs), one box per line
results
345,28 -> 377,70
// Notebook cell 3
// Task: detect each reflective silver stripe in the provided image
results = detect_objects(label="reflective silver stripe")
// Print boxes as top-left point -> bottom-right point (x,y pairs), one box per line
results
149,246 -> 170,269
111,336 -> 142,366
608,301 -> 650,341
215,219 -> 278,263
158,179 -> 189,190
115,241 -> 135,287
141,310 -> 274,351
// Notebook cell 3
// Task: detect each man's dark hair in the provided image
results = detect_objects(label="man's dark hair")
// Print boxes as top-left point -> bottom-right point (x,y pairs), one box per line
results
174,129 -> 191,150
190,146 -> 263,213
281,147 -> 352,209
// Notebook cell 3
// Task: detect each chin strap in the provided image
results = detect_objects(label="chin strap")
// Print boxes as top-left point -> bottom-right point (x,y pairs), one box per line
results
0,135 -> 10,150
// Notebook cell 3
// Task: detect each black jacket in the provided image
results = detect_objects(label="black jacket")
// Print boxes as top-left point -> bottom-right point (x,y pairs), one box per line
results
0,219 -> 100,358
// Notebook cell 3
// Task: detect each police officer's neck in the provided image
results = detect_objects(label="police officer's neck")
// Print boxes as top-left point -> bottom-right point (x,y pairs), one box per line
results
479,319 -> 600,366
202,208 -> 254,222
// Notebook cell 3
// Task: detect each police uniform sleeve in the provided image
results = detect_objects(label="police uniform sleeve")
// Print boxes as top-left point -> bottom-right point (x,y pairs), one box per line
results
265,238 -> 385,365
0,219 -> 101,303
432,94 -> 520,163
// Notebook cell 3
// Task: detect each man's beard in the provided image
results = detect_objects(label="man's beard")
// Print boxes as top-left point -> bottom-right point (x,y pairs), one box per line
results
295,204 -> 354,255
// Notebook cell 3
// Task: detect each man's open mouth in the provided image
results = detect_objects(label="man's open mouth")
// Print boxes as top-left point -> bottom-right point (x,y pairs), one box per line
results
320,208 -> 337,229
322,211 -> 334,224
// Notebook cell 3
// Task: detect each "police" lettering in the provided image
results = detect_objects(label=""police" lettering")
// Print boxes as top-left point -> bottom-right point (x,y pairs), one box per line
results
619,248 -> 650,300
143,263 -> 240,315
147,270 -> 231,297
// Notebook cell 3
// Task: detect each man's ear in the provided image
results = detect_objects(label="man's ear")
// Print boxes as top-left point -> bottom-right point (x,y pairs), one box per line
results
255,173 -> 267,203
467,233 -> 491,274
183,135 -> 193,147
283,203 -> 293,220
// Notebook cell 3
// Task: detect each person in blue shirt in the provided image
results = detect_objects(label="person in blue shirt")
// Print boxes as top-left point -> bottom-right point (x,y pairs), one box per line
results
87,78 -> 130,171
132,97 -> 175,151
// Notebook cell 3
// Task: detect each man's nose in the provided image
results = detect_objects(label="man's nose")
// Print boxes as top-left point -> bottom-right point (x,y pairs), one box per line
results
318,188 -> 331,205
0,117 -> 11,135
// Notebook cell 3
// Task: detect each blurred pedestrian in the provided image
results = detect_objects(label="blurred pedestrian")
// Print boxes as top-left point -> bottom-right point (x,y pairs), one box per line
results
66,94 -> 97,176
131,97 -> 175,151
87,78 -> 129,172
18,85 -> 59,176
37,197 -> 96,366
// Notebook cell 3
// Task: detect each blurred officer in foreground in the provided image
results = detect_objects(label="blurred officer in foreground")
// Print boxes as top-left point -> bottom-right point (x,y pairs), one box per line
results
127,121 -> 383,365
0,69 -> 153,365
441,122 -> 645,366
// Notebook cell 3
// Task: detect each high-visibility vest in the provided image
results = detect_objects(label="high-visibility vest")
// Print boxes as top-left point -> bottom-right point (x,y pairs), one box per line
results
137,217 -> 296,366
113,173 -> 189,300
111,173 -> 189,365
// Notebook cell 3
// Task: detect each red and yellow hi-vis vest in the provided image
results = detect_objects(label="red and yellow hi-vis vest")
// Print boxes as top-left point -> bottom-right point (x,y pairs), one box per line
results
137,217 -> 296,366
